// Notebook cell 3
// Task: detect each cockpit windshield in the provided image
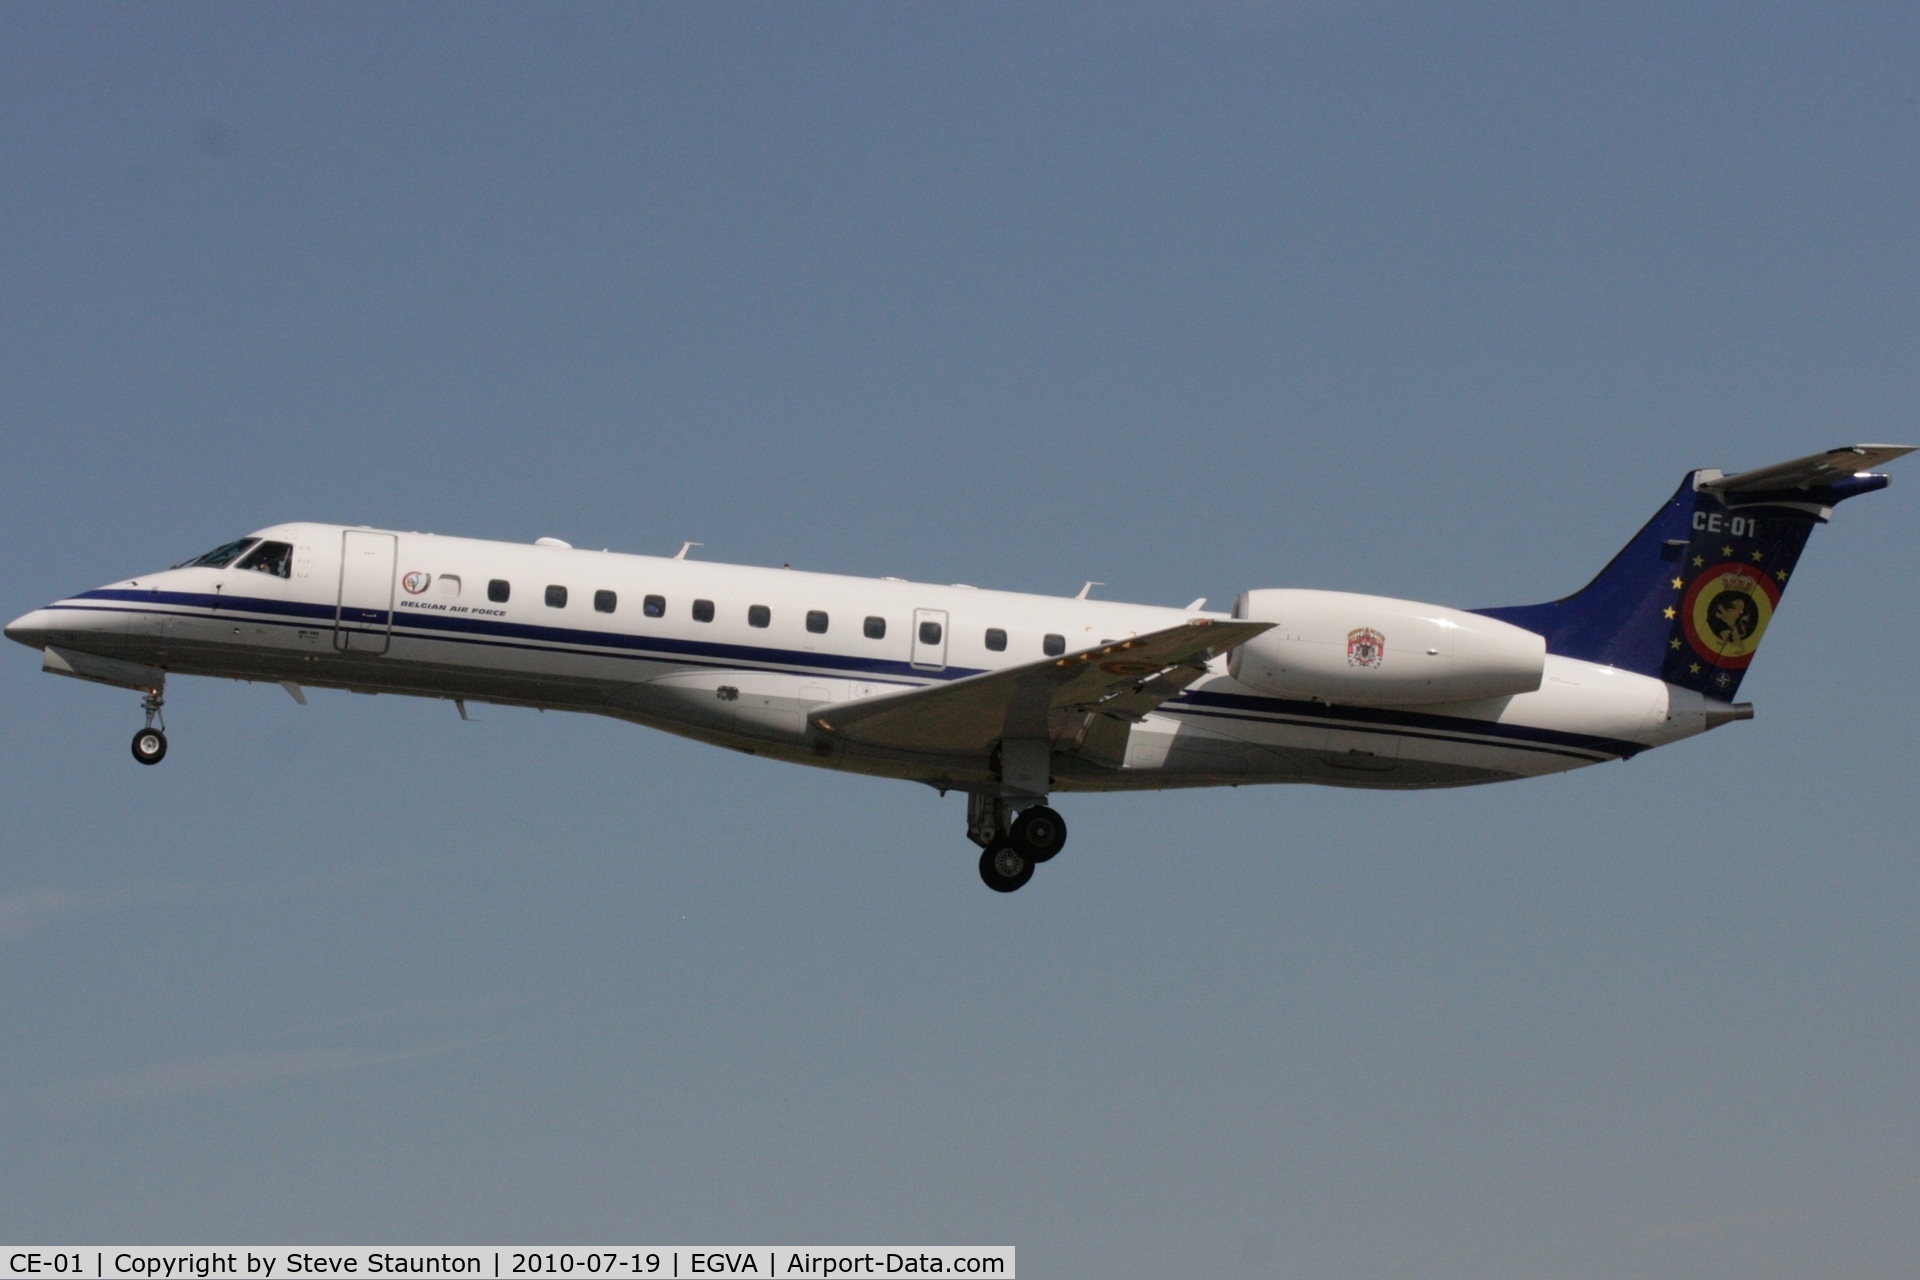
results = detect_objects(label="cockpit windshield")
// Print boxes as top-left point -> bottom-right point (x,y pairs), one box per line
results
173,538 -> 260,569
235,540 -> 293,578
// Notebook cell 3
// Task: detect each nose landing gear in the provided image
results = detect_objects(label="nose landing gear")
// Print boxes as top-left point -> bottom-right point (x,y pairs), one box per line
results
967,794 -> 1068,892
131,690 -> 167,765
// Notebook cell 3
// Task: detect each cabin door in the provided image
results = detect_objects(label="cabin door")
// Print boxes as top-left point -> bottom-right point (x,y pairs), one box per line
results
335,530 -> 397,654
911,608 -> 949,670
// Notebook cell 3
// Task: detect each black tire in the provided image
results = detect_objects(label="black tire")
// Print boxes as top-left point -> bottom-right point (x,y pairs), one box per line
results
131,728 -> 167,765
978,842 -> 1035,893
1010,805 -> 1067,862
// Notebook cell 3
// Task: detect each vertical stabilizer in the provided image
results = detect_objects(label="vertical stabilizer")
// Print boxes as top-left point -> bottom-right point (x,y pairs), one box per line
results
1477,446 -> 1909,701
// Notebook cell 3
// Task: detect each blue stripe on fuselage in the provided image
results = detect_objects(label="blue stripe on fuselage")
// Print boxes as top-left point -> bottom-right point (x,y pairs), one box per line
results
70,587 -> 976,682
57,588 -> 1644,760
1176,689 -> 1641,760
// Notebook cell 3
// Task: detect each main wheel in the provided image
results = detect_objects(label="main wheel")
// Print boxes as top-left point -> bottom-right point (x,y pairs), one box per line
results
1010,805 -> 1067,862
978,842 -> 1035,893
131,728 -> 167,765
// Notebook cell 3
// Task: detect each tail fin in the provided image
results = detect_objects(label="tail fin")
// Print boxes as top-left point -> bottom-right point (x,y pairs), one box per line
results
1477,445 -> 1911,701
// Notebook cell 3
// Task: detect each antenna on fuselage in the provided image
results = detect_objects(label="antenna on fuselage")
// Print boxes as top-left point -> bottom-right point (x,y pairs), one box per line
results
1075,581 -> 1103,600
674,542 -> 702,560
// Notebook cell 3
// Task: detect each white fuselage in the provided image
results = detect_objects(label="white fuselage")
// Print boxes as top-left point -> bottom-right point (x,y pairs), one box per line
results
7,523 -> 1732,793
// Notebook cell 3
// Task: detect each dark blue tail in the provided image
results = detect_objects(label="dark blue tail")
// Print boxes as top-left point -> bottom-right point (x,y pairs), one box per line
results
1477,446 -> 1907,702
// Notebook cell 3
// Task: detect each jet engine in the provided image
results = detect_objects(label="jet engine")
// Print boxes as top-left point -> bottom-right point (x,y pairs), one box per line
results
1229,588 -> 1546,706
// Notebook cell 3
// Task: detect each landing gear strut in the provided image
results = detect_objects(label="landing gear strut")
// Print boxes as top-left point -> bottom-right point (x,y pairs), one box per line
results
968,794 -> 1068,892
131,690 -> 167,765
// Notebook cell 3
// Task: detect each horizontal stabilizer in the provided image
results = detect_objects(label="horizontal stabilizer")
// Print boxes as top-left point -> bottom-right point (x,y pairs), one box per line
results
1700,443 -> 1914,495
811,619 -> 1272,756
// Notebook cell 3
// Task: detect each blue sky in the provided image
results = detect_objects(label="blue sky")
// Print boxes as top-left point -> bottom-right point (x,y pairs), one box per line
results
2,5 -> 1917,1276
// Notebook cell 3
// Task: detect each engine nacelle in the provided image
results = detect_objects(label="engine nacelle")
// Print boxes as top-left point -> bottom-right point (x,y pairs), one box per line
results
1229,588 -> 1546,706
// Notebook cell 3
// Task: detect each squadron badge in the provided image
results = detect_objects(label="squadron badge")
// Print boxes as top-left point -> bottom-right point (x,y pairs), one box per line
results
1680,562 -> 1778,668
401,571 -> 432,594
1347,627 -> 1385,669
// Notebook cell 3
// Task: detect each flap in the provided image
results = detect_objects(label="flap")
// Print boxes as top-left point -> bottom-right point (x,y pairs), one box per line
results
810,619 -> 1272,755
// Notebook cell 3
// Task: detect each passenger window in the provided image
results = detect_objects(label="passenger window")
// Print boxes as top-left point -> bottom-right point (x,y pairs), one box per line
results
693,599 -> 715,623
594,590 -> 616,614
919,620 -> 943,645
644,594 -> 665,618
436,574 -> 462,598
236,541 -> 293,578
488,579 -> 511,603
985,628 -> 1007,652
806,610 -> 828,634
545,585 -> 568,608
864,616 -> 886,640
1043,633 -> 1065,656
748,605 -> 771,628
175,537 -> 259,569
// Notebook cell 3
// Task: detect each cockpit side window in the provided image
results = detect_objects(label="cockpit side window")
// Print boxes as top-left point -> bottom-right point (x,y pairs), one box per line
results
235,541 -> 293,578
173,538 -> 260,569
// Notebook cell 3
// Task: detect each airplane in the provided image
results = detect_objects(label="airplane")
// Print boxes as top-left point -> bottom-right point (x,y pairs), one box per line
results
6,444 -> 1910,892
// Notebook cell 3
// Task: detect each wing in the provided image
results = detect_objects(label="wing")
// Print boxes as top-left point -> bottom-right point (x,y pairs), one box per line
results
809,618 -> 1273,756
1700,443 -> 1914,494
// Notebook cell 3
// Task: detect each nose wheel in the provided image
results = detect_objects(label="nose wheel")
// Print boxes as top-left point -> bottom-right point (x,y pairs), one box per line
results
967,795 -> 1068,892
131,689 -> 167,766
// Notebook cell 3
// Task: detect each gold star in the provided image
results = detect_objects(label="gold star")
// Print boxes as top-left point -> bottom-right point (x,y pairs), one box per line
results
1662,607 -> 1676,619
1692,555 -> 1704,567
1670,638 -> 1682,650
1671,577 -> 1684,589
1722,544 -> 1734,556
1750,550 -> 1764,562
1689,662 -> 1702,674
1775,569 -> 1788,582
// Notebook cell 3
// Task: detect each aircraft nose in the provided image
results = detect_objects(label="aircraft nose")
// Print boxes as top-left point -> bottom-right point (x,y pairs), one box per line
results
5,608 -> 55,649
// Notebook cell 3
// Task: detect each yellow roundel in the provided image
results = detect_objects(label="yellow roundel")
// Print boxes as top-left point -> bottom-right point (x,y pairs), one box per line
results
1681,563 -> 1779,668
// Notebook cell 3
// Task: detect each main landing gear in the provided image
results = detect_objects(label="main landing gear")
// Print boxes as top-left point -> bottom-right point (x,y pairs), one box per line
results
968,794 -> 1068,893
131,690 -> 167,766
